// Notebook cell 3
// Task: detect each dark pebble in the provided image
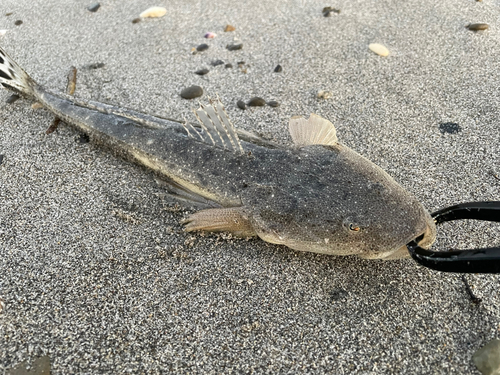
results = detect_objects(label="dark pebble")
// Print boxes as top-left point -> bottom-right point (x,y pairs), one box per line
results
274,64 -> 282,73
0,155 -> 4,165
467,23 -> 489,31
77,134 -> 90,143
195,68 -> 209,75
322,6 -> 340,16
211,60 -> 224,66
196,43 -> 209,52
237,61 -> 245,66
227,43 -> 243,51
180,85 -> 203,99
225,63 -> 233,69
5,12 -> 13,16
439,122 -> 461,134
132,18 -> 141,24
237,100 -> 247,110
247,97 -> 266,107
85,62 -> 105,69
14,20 -> 22,26
6,94 -> 20,104
87,2 -> 100,12
267,100 -> 280,107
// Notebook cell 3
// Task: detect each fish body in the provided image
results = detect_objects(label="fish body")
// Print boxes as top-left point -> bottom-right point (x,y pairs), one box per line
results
0,47 -> 436,259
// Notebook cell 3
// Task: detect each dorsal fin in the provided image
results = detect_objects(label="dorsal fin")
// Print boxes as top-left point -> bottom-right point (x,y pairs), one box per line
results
288,113 -> 338,147
192,98 -> 244,154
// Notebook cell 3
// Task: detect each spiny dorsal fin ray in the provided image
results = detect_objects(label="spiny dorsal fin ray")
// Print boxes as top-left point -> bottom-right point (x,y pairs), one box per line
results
193,98 -> 245,154
288,113 -> 338,147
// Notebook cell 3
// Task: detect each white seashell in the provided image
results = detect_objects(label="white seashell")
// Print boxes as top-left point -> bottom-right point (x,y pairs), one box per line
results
0,30 -> 7,37
369,43 -> 390,57
140,6 -> 167,18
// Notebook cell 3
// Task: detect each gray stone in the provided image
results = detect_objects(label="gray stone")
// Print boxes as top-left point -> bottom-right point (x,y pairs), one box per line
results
180,85 -> 203,99
473,339 -> 500,375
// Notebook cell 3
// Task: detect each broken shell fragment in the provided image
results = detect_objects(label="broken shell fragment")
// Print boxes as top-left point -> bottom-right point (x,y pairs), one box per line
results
369,43 -> 390,57
140,6 -> 167,18
204,32 -> 216,39
224,24 -> 236,32
317,90 -> 333,99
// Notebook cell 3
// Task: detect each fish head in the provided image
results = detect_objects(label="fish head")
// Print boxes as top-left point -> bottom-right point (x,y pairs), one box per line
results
249,144 -> 436,259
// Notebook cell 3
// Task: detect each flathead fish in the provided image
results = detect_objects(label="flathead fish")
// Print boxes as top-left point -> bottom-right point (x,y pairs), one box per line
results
0,47 -> 436,259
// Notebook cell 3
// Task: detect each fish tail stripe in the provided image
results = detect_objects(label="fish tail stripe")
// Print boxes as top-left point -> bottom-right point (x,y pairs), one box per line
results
0,47 -> 36,96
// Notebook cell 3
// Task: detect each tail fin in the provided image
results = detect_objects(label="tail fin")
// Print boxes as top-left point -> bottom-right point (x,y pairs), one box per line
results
0,47 -> 37,97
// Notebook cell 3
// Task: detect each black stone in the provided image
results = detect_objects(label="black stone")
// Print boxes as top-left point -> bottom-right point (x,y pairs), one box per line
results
195,68 -> 209,75
322,6 -> 340,16
6,94 -> 20,104
274,64 -> 282,73
196,44 -> 209,52
225,63 -> 233,69
77,134 -> 90,143
180,85 -> 203,99
439,122 -> 462,134
237,61 -> 245,66
85,62 -> 105,69
267,100 -> 280,107
132,18 -> 141,24
247,97 -> 266,107
14,20 -> 22,26
237,100 -> 246,110
211,60 -> 224,66
227,43 -> 243,51
87,2 -> 100,12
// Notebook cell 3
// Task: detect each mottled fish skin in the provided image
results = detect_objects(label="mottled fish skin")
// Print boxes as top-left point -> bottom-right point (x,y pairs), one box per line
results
0,47 -> 436,259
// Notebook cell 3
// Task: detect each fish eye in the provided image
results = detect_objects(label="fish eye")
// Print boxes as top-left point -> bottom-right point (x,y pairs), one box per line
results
349,224 -> 360,232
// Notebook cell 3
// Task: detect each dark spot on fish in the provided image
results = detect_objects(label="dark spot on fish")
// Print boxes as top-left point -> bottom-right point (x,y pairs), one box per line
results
6,94 -> 20,104
0,155 -> 4,165
0,70 -> 12,80
0,55 -> 4,64
14,20 -> 22,26
76,133 -> 90,143
439,122 -> 461,134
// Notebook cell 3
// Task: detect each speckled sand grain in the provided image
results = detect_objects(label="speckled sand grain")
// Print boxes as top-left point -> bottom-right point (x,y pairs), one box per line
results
0,0 -> 499,373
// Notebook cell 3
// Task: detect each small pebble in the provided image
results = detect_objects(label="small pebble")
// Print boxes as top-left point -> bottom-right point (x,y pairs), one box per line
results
317,90 -> 333,99
225,63 -> 233,69
180,85 -> 203,99
0,155 -> 4,165
195,68 -> 209,76
85,62 -> 105,69
87,2 -> 100,12
204,32 -> 216,39
473,339 -> 500,375
237,61 -> 245,66
77,134 -> 90,144
211,60 -> 224,66
322,6 -> 340,17
196,43 -> 209,52
0,30 -> 7,37
467,23 -> 489,31
5,12 -> 13,16
6,94 -> 20,104
274,64 -> 282,73
140,6 -> 167,18
237,100 -> 246,110
247,97 -> 266,107
439,122 -> 461,134
369,43 -> 390,57
267,100 -> 280,107
227,43 -> 243,51
132,18 -> 141,24
31,102 -> 44,110
224,24 -> 236,32
14,20 -> 22,26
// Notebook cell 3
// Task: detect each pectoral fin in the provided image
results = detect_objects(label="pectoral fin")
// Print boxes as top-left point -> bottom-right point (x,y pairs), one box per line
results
288,113 -> 338,146
182,207 -> 256,237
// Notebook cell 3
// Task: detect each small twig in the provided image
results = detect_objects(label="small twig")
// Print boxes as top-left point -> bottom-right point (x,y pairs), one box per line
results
461,274 -> 482,304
